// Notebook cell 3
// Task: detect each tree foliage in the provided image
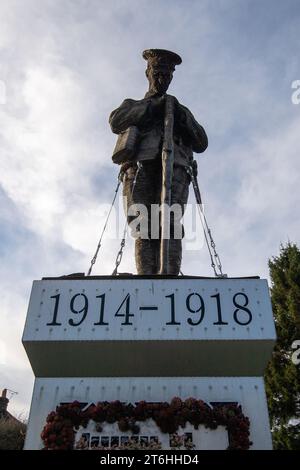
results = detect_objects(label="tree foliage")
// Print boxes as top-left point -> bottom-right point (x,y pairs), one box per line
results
265,243 -> 300,449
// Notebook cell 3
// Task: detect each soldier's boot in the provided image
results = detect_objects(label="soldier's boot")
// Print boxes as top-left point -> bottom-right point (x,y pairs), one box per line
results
135,238 -> 159,275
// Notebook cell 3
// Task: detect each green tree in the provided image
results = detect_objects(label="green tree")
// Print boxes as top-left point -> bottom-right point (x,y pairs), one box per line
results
265,243 -> 300,449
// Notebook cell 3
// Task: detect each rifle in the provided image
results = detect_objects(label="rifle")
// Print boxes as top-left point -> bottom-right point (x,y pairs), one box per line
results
159,94 -> 175,274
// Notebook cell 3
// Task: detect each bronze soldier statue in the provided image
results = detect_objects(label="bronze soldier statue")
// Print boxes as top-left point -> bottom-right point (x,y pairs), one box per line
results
109,49 -> 208,275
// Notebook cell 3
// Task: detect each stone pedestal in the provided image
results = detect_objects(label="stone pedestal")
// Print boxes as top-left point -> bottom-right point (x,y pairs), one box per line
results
22,276 -> 276,450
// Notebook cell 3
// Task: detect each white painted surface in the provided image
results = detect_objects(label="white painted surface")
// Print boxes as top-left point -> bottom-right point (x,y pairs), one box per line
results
22,278 -> 276,377
23,278 -> 275,341
24,376 -> 272,450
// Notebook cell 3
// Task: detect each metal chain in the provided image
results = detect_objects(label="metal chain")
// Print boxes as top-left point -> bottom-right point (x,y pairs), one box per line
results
207,227 -> 224,275
87,161 -> 224,277
112,233 -> 126,276
112,162 -> 142,276
187,165 -> 226,278
86,171 -> 122,276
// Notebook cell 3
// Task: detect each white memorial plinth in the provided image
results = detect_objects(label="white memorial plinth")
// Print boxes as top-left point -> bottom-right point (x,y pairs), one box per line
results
22,275 -> 276,450
24,377 -> 272,450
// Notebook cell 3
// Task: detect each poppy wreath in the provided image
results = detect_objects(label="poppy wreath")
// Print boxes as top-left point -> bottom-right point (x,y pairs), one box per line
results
41,397 -> 252,450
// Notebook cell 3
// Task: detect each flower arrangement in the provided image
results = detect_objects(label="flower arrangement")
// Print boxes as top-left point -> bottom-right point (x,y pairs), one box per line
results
41,397 -> 252,450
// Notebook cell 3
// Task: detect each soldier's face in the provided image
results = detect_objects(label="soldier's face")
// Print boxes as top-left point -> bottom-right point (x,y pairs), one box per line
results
148,68 -> 173,95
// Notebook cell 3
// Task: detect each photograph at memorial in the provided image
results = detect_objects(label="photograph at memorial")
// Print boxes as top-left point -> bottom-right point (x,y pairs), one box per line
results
0,0 -> 300,455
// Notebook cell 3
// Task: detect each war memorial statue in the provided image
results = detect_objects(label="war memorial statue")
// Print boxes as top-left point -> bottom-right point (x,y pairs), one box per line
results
22,49 -> 275,451
109,49 -> 208,275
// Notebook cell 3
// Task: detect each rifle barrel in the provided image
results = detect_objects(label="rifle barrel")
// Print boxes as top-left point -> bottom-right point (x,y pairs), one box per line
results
159,95 -> 175,274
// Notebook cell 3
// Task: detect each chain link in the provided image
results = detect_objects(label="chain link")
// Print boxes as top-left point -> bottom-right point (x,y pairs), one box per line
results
112,236 -> 126,276
112,162 -> 142,276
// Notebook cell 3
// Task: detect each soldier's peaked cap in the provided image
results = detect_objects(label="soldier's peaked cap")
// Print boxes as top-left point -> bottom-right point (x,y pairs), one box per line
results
143,49 -> 182,71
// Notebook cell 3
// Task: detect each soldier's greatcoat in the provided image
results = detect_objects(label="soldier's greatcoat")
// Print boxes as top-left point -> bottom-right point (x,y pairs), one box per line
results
109,91 -> 208,275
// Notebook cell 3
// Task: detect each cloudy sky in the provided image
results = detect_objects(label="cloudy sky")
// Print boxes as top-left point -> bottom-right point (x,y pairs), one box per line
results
0,0 -> 300,417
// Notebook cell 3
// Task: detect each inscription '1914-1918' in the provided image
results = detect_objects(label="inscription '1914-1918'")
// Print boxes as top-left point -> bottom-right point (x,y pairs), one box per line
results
46,291 -> 252,329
